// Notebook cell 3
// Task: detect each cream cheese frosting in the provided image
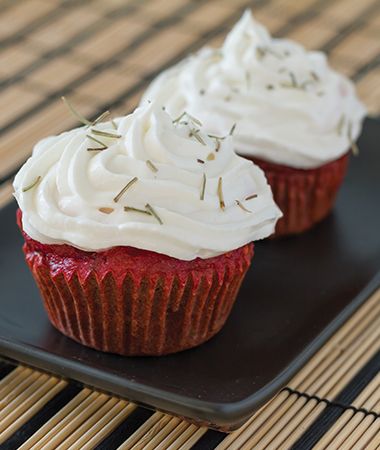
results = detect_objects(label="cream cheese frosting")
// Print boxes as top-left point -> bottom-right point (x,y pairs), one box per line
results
14,102 -> 281,260
141,10 -> 367,169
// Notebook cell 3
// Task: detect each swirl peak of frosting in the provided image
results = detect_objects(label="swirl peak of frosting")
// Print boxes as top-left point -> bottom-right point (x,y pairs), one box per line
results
14,102 -> 281,260
141,10 -> 366,169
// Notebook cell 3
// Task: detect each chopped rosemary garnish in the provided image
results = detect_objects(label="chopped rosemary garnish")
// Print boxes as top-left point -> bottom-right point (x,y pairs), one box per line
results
197,158 -> 205,164
172,111 -> 186,124
146,160 -> 158,173
266,84 -> 274,90
111,119 -> 117,130
99,207 -> 114,214
22,176 -> 41,192
280,82 -> 303,90
199,89 -> 205,95
224,95 -> 231,102
124,206 -> 152,216
350,140 -> 359,156
207,153 -> 215,161
280,82 -> 293,89
336,114 -> 345,136
347,121 -> 352,139
256,47 -> 266,60
61,96 -> 91,126
256,46 -> 283,59
173,111 -> 202,127
289,72 -> 298,87
208,135 -> 224,152
200,173 -> 206,200
245,71 -> 251,89
310,71 -> 320,81
145,203 -> 163,224
91,129 -> 122,139
347,121 -> 359,155
280,72 -> 306,90
245,193 -> 258,201
266,47 -> 283,59
235,200 -> 252,213
113,177 -> 138,203
86,134 -> 107,151
300,80 -> 314,89
212,49 -> 223,61
207,133 -> 225,140
217,177 -> 225,210
229,123 -> 236,136
189,128 -> 206,145
92,110 -> 110,126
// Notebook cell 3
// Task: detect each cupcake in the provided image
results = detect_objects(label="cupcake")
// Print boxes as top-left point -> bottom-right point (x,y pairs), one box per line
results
141,11 -> 366,236
13,101 -> 281,356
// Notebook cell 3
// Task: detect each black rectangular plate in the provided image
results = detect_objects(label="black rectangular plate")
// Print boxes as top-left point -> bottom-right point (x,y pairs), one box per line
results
0,118 -> 379,431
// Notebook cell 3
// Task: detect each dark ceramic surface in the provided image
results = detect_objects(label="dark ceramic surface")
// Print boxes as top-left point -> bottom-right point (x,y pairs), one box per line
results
0,119 -> 379,430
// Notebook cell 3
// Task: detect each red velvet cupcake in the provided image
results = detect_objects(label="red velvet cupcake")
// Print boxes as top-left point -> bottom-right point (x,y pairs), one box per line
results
19,214 -> 253,356
13,102 -> 281,356
141,11 -> 366,237
246,153 -> 350,236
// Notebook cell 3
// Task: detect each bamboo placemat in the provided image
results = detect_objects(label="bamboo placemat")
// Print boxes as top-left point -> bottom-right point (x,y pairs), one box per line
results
0,0 -> 380,208
0,0 -> 380,448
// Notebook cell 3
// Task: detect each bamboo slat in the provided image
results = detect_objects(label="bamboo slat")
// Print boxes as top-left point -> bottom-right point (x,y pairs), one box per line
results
0,0 -> 56,41
74,402 -> 136,450
117,412 -> 173,450
0,380 -> 67,444
19,388 -> 94,450
314,376 -> 380,449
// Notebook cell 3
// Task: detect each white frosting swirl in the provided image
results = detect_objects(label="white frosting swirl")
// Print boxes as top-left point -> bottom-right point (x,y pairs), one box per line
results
141,10 -> 367,169
14,103 -> 281,260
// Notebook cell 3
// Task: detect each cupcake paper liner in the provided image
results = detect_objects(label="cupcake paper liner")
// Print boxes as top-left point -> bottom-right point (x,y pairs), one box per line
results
19,213 -> 253,356
248,153 -> 350,237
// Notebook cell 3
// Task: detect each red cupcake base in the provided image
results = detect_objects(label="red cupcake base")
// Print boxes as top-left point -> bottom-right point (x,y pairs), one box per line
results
18,211 -> 253,356
246,153 -> 350,237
